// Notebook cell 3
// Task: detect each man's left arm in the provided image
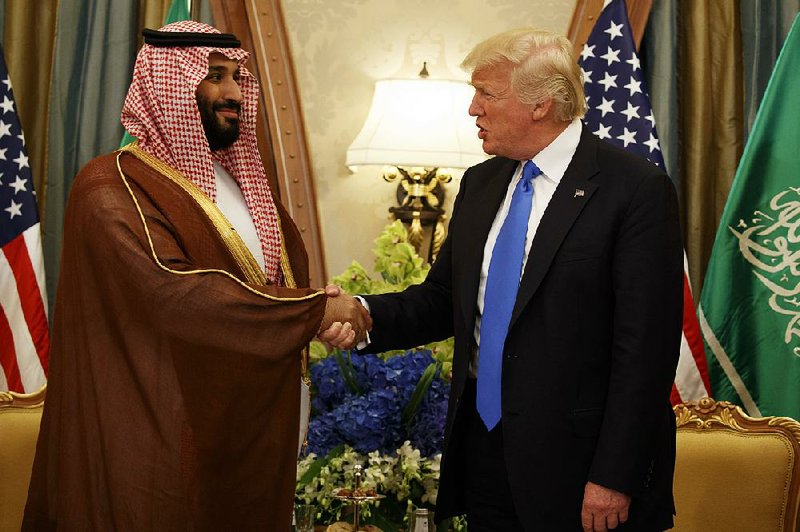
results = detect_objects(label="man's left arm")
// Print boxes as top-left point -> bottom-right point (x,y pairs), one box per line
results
585,170 -> 684,517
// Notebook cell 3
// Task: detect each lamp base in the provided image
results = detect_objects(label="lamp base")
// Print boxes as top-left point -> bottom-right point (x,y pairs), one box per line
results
383,165 -> 453,263
389,203 -> 447,263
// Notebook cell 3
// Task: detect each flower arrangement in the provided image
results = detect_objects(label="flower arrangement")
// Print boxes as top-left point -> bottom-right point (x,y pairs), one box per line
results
296,442 -> 442,529
307,349 -> 449,458
297,221 -> 464,531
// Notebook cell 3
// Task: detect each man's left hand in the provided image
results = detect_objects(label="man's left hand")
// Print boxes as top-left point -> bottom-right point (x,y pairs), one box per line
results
580,481 -> 631,532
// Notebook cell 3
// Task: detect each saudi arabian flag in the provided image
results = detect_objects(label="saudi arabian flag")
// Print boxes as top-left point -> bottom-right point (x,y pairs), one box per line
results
120,0 -> 191,147
699,13 -> 800,420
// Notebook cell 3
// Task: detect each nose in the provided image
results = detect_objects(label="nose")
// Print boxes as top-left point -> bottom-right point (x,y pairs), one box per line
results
468,92 -> 482,117
221,77 -> 243,104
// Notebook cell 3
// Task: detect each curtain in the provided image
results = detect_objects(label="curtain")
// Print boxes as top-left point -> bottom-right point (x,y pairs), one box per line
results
43,0 -> 141,304
740,0 -> 800,141
678,0 -> 744,296
41,0 -> 212,309
645,1 -> 799,294
642,0 -> 679,188
1,0 -> 59,220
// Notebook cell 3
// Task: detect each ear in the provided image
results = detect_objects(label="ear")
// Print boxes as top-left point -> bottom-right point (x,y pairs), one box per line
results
530,98 -> 554,121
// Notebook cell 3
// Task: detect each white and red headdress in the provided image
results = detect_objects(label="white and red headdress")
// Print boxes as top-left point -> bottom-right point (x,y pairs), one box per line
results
121,20 -> 282,283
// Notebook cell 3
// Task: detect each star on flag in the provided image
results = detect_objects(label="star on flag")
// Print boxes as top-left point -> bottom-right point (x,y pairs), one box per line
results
579,0 -> 665,169
4,198 -> 21,218
9,175 -> 26,194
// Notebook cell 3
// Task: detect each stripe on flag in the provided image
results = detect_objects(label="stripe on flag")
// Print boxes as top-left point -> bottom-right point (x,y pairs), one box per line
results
697,304 -> 761,416
0,246 -> 46,392
24,223 -> 49,320
4,231 -> 49,371
0,303 -> 23,391
671,261 -> 711,403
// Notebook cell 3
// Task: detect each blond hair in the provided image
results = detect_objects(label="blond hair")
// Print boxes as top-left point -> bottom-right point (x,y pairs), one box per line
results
461,28 -> 586,121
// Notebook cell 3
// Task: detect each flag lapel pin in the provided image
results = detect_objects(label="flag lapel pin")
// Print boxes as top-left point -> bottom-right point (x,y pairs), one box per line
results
574,189 -> 585,198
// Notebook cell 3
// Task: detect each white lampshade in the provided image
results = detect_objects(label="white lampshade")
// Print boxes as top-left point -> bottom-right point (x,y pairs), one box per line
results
346,78 -> 486,169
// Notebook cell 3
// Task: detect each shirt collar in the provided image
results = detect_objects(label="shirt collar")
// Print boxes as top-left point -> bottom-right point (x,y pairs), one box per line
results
521,118 -> 582,185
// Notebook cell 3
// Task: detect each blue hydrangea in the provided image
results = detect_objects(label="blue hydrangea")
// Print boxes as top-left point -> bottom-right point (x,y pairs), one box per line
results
306,410 -> 340,456
310,355 -> 347,414
408,378 -> 450,456
305,349 -> 450,457
335,388 -> 403,453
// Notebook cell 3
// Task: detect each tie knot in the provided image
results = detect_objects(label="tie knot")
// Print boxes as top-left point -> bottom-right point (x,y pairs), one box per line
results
522,160 -> 542,183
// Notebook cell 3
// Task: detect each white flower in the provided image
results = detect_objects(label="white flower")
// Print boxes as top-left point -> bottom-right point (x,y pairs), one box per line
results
295,444 -> 459,527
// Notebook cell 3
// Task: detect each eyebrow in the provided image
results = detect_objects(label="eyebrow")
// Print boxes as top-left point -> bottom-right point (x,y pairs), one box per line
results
207,65 -> 240,75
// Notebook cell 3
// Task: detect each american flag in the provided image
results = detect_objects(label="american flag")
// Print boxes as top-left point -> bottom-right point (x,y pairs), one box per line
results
0,44 -> 48,393
579,0 -> 711,404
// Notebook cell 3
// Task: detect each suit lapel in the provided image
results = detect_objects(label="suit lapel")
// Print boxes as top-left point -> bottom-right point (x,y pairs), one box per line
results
455,158 -> 518,331
509,128 -> 600,328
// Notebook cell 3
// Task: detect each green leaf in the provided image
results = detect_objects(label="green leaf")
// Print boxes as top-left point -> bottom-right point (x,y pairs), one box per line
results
369,509 -> 402,532
335,350 -> 362,395
297,444 -> 345,487
402,362 -> 441,425
367,496 -> 409,532
308,340 -> 329,365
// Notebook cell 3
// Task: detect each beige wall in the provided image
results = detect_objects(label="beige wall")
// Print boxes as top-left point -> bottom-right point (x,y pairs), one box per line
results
283,0 -> 575,279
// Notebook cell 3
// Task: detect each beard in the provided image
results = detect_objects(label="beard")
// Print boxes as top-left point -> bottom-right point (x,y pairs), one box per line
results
196,94 -> 241,151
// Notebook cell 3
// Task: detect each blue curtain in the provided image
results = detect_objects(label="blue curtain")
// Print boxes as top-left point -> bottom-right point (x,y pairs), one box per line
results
43,0 -> 140,304
740,0 -> 800,141
642,0 -> 679,188
43,0 -> 213,309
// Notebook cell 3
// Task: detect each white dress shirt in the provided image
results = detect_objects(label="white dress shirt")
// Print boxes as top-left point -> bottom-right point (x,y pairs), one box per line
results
213,160 -> 265,273
213,161 -> 309,457
470,119 -> 583,375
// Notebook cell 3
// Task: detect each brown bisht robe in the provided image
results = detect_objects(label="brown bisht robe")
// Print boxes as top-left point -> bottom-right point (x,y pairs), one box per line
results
23,148 -> 326,531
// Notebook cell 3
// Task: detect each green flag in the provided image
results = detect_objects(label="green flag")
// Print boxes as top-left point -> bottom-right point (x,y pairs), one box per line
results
699,13 -> 800,419
120,0 -> 191,147
165,0 -> 191,21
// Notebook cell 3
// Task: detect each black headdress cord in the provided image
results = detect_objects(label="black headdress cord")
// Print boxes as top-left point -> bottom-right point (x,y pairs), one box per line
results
142,29 -> 241,48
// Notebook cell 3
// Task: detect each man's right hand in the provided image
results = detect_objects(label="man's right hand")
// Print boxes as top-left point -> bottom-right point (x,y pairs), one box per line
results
581,481 -> 631,532
318,284 -> 371,349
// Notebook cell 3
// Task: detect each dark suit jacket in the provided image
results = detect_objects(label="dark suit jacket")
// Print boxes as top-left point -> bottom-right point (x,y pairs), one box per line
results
363,126 -> 683,531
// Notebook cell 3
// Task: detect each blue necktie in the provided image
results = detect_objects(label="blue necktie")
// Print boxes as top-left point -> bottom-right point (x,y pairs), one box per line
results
477,160 -> 541,430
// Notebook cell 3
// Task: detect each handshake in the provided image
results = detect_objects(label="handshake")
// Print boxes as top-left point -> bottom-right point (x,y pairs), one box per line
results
316,285 -> 372,350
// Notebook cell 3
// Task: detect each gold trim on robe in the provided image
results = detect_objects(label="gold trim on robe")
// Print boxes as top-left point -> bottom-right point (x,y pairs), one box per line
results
115,148 -> 323,304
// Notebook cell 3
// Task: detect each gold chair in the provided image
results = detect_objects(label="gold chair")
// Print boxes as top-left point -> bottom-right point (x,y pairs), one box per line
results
0,386 -> 45,532
673,397 -> 800,532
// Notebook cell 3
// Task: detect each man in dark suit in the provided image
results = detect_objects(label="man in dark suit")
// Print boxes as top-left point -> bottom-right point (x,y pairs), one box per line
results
325,27 -> 682,532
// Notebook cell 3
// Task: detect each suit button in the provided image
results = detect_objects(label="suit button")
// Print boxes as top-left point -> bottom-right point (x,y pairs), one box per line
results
505,353 -> 513,359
